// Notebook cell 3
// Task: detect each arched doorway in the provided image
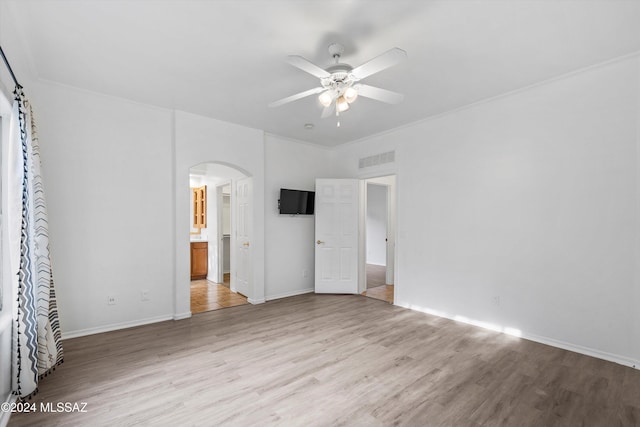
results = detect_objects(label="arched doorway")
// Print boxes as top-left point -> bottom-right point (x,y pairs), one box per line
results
187,162 -> 253,314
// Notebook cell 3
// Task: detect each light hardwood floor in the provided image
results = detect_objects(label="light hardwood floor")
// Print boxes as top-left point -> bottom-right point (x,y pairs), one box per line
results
363,284 -> 394,304
366,264 -> 387,288
9,294 -> 640,426
190,276 -> 248,314
363,263 -> 394,304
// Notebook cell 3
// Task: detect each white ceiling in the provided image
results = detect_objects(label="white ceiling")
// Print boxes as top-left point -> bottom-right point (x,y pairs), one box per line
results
7,0 -> 640,146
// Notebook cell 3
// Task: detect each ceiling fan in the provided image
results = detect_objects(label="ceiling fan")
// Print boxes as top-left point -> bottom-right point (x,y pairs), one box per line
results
269,43 -> 407,126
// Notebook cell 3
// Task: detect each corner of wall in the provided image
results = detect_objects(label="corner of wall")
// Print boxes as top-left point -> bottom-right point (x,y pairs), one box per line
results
634,57 -> 640,362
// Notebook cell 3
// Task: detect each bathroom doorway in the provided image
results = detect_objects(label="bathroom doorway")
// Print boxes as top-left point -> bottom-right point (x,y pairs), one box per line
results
189,163 -> 249,314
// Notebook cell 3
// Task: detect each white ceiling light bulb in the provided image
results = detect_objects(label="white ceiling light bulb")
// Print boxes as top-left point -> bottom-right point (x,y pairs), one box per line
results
336,95 -> 350,112
318,91 -> 333,107
344,87 -> 358,104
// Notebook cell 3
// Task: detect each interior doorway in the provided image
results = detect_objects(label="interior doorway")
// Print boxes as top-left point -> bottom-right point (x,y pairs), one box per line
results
361,175 -> 396,304
189,162 -> 249,314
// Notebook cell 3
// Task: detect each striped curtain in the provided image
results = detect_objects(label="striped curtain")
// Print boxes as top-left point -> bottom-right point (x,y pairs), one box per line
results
9,88 -> 63,399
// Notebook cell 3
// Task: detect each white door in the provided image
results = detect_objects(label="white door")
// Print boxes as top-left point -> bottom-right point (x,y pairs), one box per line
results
215,184 -> 227,284
385,177 -> 396,285
235,177 -> 252,297
315,179 -> 359,294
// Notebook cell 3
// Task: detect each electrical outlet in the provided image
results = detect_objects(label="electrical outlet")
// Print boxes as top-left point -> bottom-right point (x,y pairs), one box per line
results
107,295 -> 116,305
492,296 -> 500,306
141,290 -> 150,301
302,269 -> 309,278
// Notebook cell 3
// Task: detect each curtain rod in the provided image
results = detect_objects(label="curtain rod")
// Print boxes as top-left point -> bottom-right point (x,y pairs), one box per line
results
0,45 -> 22,89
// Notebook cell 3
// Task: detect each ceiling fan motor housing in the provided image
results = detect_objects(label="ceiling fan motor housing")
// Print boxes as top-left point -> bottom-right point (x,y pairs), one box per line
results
321,65 -> 357,96
321,43 -> 359,96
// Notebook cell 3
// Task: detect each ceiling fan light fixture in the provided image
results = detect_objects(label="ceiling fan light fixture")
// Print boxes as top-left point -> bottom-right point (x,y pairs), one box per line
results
318,91 -> 333,107
344,87 -> 358,103
336,95 -> 350,112
269,44 -> 407,127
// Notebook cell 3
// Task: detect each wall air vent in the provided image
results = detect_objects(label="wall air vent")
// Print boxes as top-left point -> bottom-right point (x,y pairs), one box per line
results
358,151 -> 395,169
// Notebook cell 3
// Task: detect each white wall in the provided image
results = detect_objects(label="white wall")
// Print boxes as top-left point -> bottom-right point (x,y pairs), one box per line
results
335,55 -> 640,367
222,193 -> 231,235
366,183 -> 387,266
264,134 -> 334,300
30,81 -> 175,337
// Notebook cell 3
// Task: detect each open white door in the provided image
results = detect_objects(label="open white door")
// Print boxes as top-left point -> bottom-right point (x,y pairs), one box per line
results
315,179 -> 359,294
385,177 -> 396,285
235,177 -> 252,297
215,184 -> 224,284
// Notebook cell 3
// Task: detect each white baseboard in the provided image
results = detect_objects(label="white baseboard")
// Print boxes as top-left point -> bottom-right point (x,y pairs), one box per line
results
266,288 -> 314,301
519,331 -> 639,369
173,312 -> 192,320
396,301 -> 639,370
61,314 -> 174,339
247,297 -> 266,304
0,393 -> 16,427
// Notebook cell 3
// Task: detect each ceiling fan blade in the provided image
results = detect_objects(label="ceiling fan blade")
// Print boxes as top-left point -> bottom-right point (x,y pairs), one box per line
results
286,55 -> 331,79
321,103 -> 335,119
268,87 -> 324,108
350,47 -> 407,80
355,84 -> 404,104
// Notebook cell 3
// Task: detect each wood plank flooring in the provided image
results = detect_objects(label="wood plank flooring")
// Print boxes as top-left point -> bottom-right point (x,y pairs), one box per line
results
366,264 -> 387,288
363,263 -> 394,304
9,294 -> 640,426
190,277 -> 248,314
363,284 -> 394,304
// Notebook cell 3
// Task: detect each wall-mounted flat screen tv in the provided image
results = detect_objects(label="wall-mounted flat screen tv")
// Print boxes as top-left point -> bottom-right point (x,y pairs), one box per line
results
279,188 -> 315,215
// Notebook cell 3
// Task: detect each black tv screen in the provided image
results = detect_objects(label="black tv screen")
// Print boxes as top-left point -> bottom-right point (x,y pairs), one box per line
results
279,189 -> 315,215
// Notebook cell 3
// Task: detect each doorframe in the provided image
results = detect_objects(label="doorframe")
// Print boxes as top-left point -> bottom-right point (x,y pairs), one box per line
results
183,161 -> 257,319
358,174 -> 397,301
215,181 -> 231,285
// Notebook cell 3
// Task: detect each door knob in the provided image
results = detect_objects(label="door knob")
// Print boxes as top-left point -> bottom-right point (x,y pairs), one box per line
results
316,240 -> 325,245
